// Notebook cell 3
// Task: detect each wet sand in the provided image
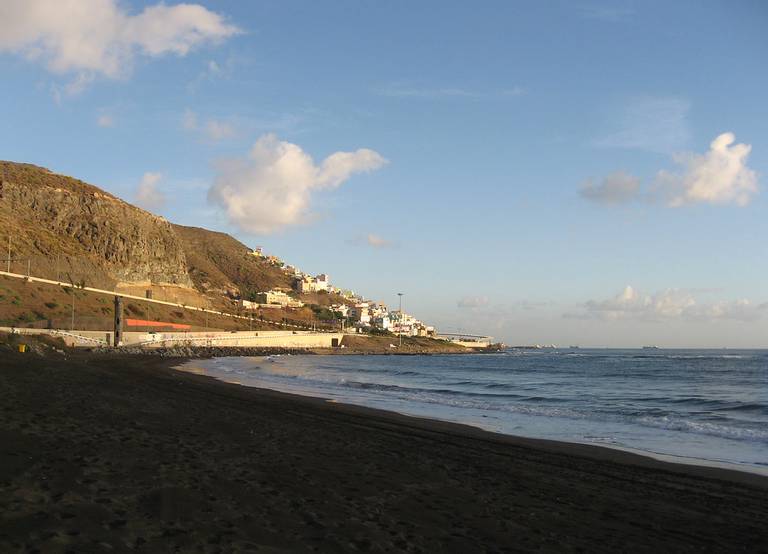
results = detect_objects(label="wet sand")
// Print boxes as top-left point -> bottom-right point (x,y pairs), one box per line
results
1,352 -> 767,552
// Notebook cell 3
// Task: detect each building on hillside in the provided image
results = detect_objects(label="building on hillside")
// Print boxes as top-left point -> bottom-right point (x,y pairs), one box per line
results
315,274 -> 329,291
389,311 -> 422,336
349,302 -> 371,325
254,290 -> 304,308
295,274 -> 331,293
250,247 -> 263,257
240,299 -> 280,310
241,299 -> 258,310
370,303 -> 389,318
414,324 -> 436,337
296,277 -> 313,293
330,303 -> 350,318
372,315 -> 391,330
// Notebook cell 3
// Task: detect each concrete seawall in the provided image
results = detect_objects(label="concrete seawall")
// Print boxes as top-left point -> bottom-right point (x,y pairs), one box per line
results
1,327 -> 344,349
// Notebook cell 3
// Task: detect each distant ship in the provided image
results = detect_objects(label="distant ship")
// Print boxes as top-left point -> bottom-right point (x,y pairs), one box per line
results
641,345 -> 660,350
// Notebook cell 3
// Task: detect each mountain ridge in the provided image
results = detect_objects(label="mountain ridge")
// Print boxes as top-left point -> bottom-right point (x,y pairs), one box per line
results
0,161 -> 291,299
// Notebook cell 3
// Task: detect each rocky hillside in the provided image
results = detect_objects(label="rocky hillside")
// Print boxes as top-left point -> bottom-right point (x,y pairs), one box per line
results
0,162 -> 191,288
0,161 -> 304,303
172,224 -> 293,296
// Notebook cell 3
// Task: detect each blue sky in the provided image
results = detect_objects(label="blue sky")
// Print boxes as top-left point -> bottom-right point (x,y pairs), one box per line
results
1,0 -> 767,346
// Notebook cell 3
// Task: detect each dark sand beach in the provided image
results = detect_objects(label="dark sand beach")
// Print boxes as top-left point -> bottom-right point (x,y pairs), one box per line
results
1,351 -> 767,553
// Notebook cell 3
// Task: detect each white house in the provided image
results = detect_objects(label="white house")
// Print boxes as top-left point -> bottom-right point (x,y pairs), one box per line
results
331,303 -> 350,317
315,274 -> 330,291
390,311 -> 421,336
372,315 -> 391,330
296,274 -> 331,293
350,302 -> 371,325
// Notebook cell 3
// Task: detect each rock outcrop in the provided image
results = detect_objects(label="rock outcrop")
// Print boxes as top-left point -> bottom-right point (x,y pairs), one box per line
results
0,162 -> 192,288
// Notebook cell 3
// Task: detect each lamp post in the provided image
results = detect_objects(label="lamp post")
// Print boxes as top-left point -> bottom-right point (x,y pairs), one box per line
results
397,292 -> 404,347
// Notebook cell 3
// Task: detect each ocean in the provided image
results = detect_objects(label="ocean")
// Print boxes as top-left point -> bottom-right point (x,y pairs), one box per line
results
183,349 -> 768,472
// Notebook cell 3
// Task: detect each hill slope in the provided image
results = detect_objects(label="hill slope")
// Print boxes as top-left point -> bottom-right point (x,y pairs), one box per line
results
0,161 -> 361,332
172,224 -> 294,296
0,161 -> 297,300
0,162 -> 191,289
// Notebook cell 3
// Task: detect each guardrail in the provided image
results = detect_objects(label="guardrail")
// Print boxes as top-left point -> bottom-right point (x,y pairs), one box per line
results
132,333 -> 263,347
0,326 -> 109,346
50,329 -> 109,346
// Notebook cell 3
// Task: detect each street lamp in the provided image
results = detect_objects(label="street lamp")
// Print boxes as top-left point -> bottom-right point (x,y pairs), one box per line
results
397,292 -> 404,347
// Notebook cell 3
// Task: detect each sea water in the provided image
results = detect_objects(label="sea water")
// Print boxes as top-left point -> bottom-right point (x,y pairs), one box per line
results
186,349 -> 768,472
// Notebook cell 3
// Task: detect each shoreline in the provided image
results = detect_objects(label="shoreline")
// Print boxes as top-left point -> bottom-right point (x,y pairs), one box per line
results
2,350 -> 767,551
175,357 -> 768,487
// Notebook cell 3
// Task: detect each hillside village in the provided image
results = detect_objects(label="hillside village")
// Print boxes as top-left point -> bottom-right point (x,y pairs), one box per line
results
242,247 -> 437,338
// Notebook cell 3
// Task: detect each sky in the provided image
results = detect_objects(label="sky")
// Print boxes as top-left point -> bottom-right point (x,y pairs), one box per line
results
1,0 -> 767,347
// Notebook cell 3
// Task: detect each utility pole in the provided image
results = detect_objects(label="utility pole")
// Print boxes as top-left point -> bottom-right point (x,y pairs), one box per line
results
70,287 -> 75,332
398,292 -> 404,348
113,296 -> 123,347
6,236 -> 10,272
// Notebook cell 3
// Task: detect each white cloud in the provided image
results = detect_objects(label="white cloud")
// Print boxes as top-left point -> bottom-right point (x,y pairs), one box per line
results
579,171 -> 641,205
182,109 -> 236,141
594,97 -> 690,153
585,286 -> 695,320
568,285 -> 765,322
135,172 -> 165,210
347,233 -> 397,249
209,134 -> 387,234
366,234 -> 392,248
96,113 -> 114,128
204,119 -> 235,141
458,296 -> 490,309
0,0 -> 239,93
582,132 -> 758,207
689,299 -> 768,321
655,132 -> 758,207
